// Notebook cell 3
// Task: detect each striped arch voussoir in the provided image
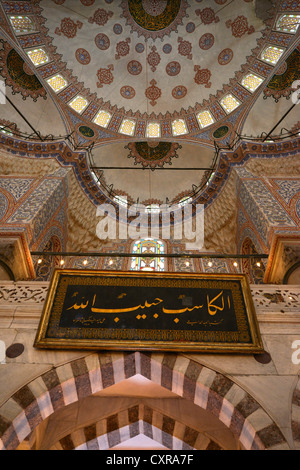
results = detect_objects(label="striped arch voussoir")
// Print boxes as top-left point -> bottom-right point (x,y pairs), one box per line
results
52,405 -> 223,451
0,352 -> 288,450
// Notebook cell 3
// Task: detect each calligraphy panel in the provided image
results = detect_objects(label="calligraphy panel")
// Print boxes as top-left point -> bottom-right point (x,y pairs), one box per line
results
34,270 -> 263,353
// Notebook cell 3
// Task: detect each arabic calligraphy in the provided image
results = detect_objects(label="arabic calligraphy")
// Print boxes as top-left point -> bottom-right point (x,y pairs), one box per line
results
207,291 -> 224,316
66,290 -> 230,320
91,296 -> 164,314
162,305 -> 203,314
35,271 -> 262,352
73,316 -> 106,326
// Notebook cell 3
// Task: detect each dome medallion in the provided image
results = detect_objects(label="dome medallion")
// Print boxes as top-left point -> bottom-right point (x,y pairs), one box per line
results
121,0 -> 189,40
125,141 -> 182,169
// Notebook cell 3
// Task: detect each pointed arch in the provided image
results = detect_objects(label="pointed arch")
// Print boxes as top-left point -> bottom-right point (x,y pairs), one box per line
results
0,352 -> 288,450
51,405 -> 224,450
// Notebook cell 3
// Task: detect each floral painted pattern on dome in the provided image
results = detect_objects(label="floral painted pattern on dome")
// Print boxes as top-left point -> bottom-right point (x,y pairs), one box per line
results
145,79 -> 161,106
96,64 -> 114,88
127,60 -> 142,75
75,48 -> 90,65
121,0 -> 189,40
0,43 -> 46,101
95,33 -> 110,50
120,86 -> 136,99
125,141 -> 182,169
166,61 -> 181,76
199,33 -> 215,50
172,85 -> 187,99
55,17 -> 83,38
218,48 -> 233,65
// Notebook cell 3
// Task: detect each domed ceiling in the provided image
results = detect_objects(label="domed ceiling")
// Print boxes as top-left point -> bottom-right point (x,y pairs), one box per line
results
39,0 -> 264,119
0,0 -> 299,209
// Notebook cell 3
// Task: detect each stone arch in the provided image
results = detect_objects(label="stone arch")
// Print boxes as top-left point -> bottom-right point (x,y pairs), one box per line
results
0,352 -> 288,450
50,405 -> 223,450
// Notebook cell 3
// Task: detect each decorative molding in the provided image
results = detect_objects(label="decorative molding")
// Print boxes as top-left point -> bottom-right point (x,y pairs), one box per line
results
251,284 -> 300,313
0,281 -> 48,304
1,282 -> 299,315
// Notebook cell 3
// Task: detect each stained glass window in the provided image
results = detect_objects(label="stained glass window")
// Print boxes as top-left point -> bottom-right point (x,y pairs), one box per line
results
26,48 -> 49,66
220,94 -> 240,113
197,110 -> 214,129
131,238 -> 165,272
241,73 -> 264,93
68,95 -> 88,114
146,122 -> 160,138
119,118 -> 136,136
46,74 -> 68,93
171,119 -> 188,136
10,16 -> 34,34
261,46 -> 284,65
277,14 -> 300,34
94,110 -> 112,128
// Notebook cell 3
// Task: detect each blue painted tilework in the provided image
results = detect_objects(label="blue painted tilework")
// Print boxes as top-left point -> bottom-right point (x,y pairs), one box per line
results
7,178 -> 66,242
0,192 -> 8,221
296,199 -> 300,219
0,178 -> 34,201
239,179 -> 297,244
274,180 -> 300,205
237,205 -> 248,229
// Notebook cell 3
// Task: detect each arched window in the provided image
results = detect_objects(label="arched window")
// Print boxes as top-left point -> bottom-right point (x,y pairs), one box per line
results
9,16 -> 34,34
260,46 -> 284,65
131,238 -> 165,272
276,14 -> 300,34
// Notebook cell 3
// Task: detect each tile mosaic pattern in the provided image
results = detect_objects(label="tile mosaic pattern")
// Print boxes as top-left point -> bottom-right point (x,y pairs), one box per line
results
0,193 -> 8,221
238,179 -> 297,245
0,178 -> 34,201
7,179 -> 66,241
273,180 -> 300,205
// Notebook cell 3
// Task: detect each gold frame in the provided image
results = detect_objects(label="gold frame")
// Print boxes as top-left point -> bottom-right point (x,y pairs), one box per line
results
34,269 -> 264,353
